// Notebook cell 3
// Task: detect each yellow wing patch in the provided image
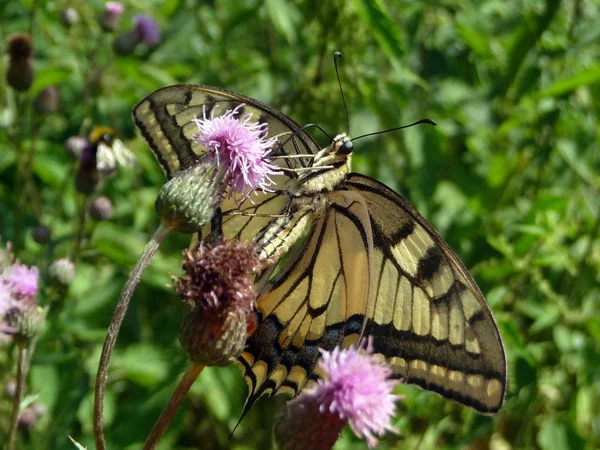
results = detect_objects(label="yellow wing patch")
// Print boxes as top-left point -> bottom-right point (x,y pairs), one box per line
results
237,191 -> 374,414
347,174 -> 506,413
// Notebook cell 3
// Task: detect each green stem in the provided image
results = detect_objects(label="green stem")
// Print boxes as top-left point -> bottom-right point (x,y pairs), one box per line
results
93,224 -> 171,450
71,194 -> 88,263
142,362 -> 205,450
7,342 -> 28,450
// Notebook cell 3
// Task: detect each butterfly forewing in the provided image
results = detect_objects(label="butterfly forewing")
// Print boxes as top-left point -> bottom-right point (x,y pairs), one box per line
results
346,174 -> 506,413
132,85 -> 321,180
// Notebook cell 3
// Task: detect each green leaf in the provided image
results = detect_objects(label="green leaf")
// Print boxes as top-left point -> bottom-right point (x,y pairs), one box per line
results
533,64 -> 600,99
538,416 -> 585,450
265,0 -> 300,44
354,0 -> 405,67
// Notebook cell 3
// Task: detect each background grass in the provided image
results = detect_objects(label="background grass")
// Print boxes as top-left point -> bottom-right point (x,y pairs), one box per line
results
1,0 -> 599,449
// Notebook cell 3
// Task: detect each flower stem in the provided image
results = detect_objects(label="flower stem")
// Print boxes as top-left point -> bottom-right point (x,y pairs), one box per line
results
7,342 -> 28,450
93,224 -> 170,450
143,362 -> 205,450
71,194 -> 87,263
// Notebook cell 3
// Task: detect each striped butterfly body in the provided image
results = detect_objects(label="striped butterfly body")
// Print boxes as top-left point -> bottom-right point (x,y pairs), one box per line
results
133,85 -> 506,416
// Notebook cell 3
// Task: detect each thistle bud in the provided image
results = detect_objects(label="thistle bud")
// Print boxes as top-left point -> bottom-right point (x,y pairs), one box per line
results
48,258 -> 76,287
18,403 -> 46,430
155,158 -> 225,233
113,31 -> 138,56
65,136 -> 88,160
88,196 -> 113,221
31,225 -> 51,245
6,33 -> 33,60
8,306 -> 45,341
99,2 -> 124,32
6,33 -> 34,92
174,240 -> 261,366
60,8 -> 80,27
34,86 -> 59,114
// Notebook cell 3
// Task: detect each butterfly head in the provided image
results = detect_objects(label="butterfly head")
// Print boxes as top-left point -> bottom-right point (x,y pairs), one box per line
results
334,133 -> 354,155
291,133 -> 353,195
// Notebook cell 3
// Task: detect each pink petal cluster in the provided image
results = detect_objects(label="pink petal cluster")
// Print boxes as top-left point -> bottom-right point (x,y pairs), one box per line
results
191,104 -> 281,198
0,245 -> 40,341
312,338 -> 400,448
5,263 -> 39,298
105,2 -> 124,15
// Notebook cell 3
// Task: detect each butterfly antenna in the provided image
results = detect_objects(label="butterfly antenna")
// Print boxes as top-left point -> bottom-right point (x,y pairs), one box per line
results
353,118 -> 437,141
334,51 -> 351,135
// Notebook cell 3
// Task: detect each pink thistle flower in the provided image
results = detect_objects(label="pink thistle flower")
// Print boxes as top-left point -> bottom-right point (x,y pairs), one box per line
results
275,338 -> 401,450
5,264 -> 39,299
100,2 -> 124,32
191,104 -> 281,198
0,285 -> 14,317
106,1 -> 124,15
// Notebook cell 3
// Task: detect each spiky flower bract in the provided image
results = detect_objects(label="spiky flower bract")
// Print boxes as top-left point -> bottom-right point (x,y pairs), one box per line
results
175,239 -> 261,366
191,104 -> 281,199
275,338 -> 401,450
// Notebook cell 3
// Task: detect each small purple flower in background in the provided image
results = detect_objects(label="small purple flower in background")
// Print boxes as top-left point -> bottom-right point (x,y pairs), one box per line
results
192,104 -> 281,198
133,15 -> 161,46
0,244 -> 43,341
275,338 -> 401,450
65,136 -> 88,160
100,2 -> 124,32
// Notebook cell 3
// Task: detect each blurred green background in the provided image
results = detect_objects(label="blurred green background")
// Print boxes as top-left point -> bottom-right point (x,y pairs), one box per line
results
1,0 -> 599,449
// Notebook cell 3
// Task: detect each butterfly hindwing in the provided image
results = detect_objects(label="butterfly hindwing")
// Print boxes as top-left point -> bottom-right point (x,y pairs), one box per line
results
132,85 -> 320,180
237,191 -> 374,411
346,174 -> 506,413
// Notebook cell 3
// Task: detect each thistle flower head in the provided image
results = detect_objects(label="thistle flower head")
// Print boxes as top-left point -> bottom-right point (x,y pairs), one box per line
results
133,15 -> 161,46
192,104 -> 281,199
4,263 -> 39,299
48,258 -> 76,287
275,338 -> 401,450
175,239 -> 262,366
0,246 -> 43,342
175,239 -> 260,312
100,2 -> 124,31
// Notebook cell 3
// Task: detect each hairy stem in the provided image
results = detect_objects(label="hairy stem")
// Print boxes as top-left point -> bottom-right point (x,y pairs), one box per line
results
143,362 -> 205,449
93,224 -> 170,450
7,342 -> 28,450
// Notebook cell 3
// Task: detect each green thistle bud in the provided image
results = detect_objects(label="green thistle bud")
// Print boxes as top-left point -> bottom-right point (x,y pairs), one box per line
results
180,306 -> 248,366
60,8 -> 80,27
10,306 -> 46,342
48,258 -> 76,286
155,158 -> 226,233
